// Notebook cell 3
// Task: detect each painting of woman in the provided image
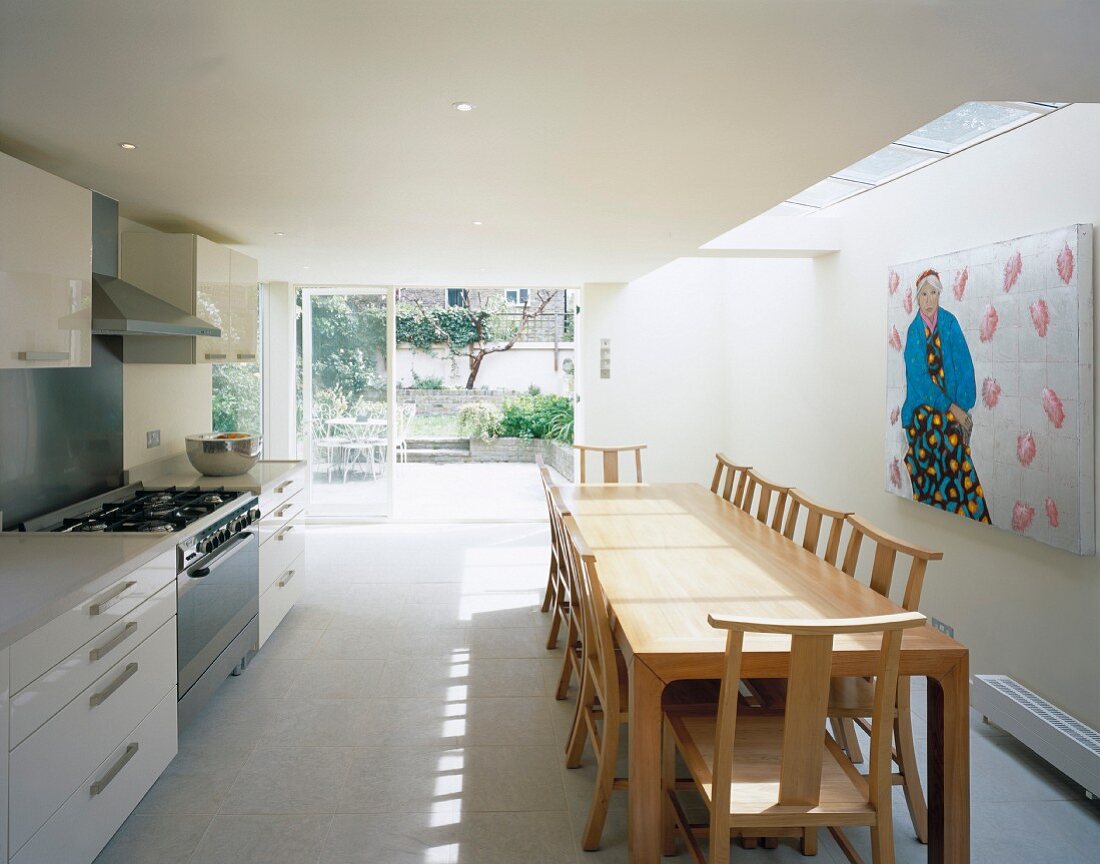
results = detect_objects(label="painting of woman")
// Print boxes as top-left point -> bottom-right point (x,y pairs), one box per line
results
901,269 -> 991,522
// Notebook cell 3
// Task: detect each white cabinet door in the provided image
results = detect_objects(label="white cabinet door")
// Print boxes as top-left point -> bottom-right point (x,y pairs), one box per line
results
0,152 -> 92,368
229,249 -> 259,363
195,237 -> 232,363
1,645 -> 9,863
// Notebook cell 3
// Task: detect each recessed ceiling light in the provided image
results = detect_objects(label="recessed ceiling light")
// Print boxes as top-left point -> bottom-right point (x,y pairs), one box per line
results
301,265 -> 310,270
452,101 -> 476,112
274,232 -> 286,237
472,221 -> 484,226
117,142 -> 137,150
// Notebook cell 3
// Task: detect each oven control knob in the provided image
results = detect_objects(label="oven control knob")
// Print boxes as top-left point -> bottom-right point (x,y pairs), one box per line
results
219,528 -> 230,543
200,538 -> 214,554
250,508 -> 261,524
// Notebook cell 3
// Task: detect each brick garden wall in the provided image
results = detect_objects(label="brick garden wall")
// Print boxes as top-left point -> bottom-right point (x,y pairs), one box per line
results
468,438 -> 574,481
396,387 -> 519,416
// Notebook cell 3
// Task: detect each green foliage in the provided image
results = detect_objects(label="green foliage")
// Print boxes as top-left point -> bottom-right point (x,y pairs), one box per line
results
308,294 -> 385,398
395,304 -> 481,350
499,394 -> 573,442
212,363 -> 261,434
526,384 -> 542,396
410,371 -> 445,390
458,402 -> 504,440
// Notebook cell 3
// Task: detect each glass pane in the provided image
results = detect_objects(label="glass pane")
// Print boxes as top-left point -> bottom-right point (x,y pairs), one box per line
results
306,291 -> 390,517
834,144 -> 937,185
898,101 -> 1037,153
787,176 -> 866,208
212,292 -> 262,438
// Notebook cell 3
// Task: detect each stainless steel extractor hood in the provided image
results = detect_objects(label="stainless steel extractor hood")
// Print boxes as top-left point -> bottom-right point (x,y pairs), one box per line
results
91,273 -> 221,337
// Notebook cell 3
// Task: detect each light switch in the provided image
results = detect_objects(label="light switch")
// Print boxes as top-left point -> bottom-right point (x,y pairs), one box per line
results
599,338 -> 611,379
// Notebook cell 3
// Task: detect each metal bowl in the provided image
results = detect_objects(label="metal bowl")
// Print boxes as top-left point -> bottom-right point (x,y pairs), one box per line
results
185,433 -> 262,476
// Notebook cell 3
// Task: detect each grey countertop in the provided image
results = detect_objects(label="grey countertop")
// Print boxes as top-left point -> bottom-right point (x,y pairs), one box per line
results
0,532 -> 175,651
124,455 -> 304,495
0,458 -> 304,652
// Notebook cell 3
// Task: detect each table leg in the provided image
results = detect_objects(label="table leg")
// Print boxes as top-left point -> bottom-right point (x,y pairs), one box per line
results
927,656 -> 970,863
628,656 -> 665,863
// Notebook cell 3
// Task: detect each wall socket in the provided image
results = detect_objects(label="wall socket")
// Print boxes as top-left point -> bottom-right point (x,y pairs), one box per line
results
146,429 -> 161,449
930,617 -> 954,638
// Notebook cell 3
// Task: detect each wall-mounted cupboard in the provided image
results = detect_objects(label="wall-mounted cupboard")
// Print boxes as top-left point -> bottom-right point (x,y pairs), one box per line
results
0,151 -> 92,369
121,233 -> 258,364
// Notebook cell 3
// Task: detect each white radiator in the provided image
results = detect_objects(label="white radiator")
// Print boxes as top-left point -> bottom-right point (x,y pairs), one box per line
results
972,675 -> 1099,799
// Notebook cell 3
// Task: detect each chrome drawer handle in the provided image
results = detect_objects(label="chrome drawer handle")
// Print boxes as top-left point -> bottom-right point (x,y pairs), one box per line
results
275,479 -> 295,493
89,662 -> 138,708
89,621 -> 138,662
89,743 -> 138,796
89,581 -> 137,616
236,352 -> 257,360
19,351 -> 71,361
278,569 -> 296,588
274,503 -> 293,518
205,352 -> 228,360
275,524 -> 295,541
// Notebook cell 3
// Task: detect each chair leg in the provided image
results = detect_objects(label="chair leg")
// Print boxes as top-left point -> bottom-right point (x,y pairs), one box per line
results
895,695 -> 929,843
540,558 -> 556,613
662,723 -> 678,856
802,828 -> 818,856
554,615 -> 577,698
842,717 -> 864,764
565,671 -> 593,767
546,596 -> 565,650
581,714 -> 619,850
869,823 -> 895,864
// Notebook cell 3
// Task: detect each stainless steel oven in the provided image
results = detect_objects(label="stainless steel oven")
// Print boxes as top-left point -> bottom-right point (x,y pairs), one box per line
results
176,495 -> 261,728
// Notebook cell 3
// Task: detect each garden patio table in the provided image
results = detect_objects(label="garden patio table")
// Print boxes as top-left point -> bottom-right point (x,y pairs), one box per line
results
558,482 -> 970,864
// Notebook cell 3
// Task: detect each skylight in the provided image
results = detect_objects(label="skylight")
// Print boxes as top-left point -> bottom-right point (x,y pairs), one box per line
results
786,101 -> 1066,211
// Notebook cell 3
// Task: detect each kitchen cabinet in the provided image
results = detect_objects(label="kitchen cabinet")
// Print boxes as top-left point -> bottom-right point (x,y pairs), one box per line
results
120,232 -> 258,364
1,646 -> 8,864
256,464 -> 306,648
0,151 -> 92,369
4,551 -> 178,864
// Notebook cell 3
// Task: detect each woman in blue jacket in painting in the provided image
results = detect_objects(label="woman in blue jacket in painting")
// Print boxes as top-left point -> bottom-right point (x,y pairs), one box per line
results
901,269 -> 991,522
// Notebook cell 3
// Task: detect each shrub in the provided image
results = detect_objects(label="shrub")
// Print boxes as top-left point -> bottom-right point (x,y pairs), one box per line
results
410,371 -> 445,390
499,394 -> 573,442
458,401 -> 503,440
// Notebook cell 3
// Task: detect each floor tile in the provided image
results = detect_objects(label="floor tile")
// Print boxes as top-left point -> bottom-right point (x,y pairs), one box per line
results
189,814 -> 333,864
135,739 -> 253,815
94,813 -> 212,864
285,659 -> 386,699
219,746 -> 352,814
320,813 -> 455,864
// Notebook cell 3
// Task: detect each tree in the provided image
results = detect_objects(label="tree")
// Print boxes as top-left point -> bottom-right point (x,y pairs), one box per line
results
411,290 -> 557,389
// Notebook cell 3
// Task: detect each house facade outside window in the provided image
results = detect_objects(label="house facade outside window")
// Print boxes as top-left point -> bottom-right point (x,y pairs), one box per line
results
505,288 -> 529,305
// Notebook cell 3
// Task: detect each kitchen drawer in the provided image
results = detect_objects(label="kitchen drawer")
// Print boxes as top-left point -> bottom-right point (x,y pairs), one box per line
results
258,551 -> 305,648
10,548 -> 176,692
9,617 -> 176,853
259,509 -> 305,592
11,687 -> 177,864
258,466 -> 305,518
257,497 -> 304,547
10,580 -> 176,749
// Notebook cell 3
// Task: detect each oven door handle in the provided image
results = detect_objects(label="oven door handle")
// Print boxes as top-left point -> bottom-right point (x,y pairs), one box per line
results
186,531 -> 254,580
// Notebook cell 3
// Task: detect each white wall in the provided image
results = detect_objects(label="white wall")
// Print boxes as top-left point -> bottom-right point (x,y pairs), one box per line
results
395,343 -> 573,395
118,218 -> 213,468
579,104 -> 1100,730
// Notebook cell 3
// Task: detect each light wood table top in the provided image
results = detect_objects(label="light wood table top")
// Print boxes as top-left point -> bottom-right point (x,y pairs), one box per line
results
558,482 -> 969,863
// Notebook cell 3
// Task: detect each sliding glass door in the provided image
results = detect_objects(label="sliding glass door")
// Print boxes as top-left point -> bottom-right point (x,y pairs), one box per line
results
301,287 -> 395,518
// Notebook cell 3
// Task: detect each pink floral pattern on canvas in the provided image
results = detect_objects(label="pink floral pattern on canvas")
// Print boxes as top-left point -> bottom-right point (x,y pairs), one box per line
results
981,377 -> 1001,409
1057,243 -> 1074,284
952,267 -> 968,301
888,270 -> 900,296
1041,387 -> 1066,429
1011,501 -> 1035,532
889,458 -> 902,489
890,405 -> 900,426
979,305 -> 999,343
1029,299 -> 1050,337
889,326 -> 902,352
1045,497 -> 1059,528
903,286 -> 913,315
1003,251 -> 1022,293
1016,432 -> 1037,467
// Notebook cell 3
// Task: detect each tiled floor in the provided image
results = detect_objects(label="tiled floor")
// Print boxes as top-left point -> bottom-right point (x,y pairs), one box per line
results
95,523 -> 1100,863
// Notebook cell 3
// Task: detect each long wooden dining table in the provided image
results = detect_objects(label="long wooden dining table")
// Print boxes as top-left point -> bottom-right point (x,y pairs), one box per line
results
559,482 -> 970,864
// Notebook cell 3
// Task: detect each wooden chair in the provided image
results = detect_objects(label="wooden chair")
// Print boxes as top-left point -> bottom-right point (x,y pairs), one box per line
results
710,453 -> 752,506
829,515 -> 944,844
536,457 -> 570,647
738,470 -> 791,532
561,513 -> 719,850
781,489 -> 852,567
549,486 -> 586,701
663,610 -> 926,864
573,443 -> 646,483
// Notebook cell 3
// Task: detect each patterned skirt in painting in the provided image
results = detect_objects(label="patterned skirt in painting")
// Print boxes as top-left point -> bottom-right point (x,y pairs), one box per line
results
904,405 -> 991,523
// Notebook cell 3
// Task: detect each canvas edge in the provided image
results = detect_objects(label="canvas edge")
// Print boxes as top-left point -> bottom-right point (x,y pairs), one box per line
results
1075,223 -> 1095,556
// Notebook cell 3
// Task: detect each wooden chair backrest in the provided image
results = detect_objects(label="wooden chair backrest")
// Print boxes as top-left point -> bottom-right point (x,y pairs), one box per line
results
573,443 -> 646,484
710,453 -> 752,507
781,489 -> 852,567
546,483 -> 571,586
562,514 -> 619,716
840,515 -> 943,610
707,611 -> 925,817
739,469 -> 791,531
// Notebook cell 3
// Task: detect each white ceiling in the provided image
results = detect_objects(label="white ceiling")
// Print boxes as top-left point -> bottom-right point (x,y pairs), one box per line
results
2,1 -> 1098,287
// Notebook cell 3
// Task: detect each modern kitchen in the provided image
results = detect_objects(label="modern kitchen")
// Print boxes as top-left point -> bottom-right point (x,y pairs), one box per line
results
4,4 -> 1100,864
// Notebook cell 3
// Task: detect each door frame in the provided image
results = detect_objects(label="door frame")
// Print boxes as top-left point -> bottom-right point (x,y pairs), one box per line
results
301,285 -> 396,520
